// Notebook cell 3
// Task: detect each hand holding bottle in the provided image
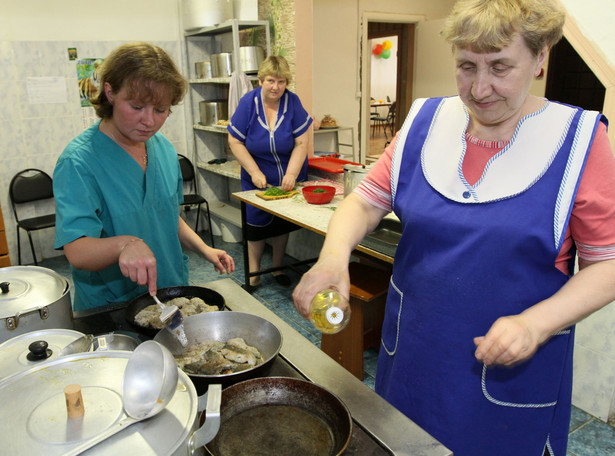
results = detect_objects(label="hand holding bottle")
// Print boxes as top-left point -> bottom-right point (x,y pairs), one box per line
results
309,289 -> 351,334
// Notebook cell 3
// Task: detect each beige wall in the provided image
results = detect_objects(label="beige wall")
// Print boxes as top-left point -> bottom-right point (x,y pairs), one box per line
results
0,0 -> 180,41
312,0 -> 456,161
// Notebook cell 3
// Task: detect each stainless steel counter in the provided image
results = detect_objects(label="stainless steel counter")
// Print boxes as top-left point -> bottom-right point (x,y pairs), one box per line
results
202,278 -> 452,456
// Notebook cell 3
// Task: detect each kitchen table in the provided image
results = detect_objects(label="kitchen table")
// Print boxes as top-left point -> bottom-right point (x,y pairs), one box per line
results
232,189 -> 394,290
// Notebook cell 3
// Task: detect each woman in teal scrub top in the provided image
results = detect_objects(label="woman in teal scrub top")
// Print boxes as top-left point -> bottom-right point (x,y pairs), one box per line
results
54,42 -> 234,312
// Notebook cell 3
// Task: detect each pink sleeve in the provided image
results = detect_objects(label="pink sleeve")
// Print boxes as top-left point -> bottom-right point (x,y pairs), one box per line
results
353,134 -> 397,211
569,121 -> 615,261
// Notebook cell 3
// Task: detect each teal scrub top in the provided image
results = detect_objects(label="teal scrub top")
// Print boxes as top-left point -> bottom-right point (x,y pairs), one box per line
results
54,121 -> 189,311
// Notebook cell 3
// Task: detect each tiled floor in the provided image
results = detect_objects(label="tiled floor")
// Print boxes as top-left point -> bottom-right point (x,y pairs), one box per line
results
39,233 -> 615,455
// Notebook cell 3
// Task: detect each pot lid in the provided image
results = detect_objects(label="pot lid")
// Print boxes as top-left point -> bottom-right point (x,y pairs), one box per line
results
0,351 -> 199,455
0,328 -> 84,380
0,266 -> 69,319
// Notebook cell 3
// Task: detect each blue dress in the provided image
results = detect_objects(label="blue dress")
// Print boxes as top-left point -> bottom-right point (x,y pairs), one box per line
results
375,97 -> 604,455
54,121 -> 189,311
228,87 -> 312,227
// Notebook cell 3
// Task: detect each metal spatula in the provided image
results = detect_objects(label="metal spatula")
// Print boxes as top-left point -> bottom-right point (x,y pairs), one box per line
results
153,294 -> 188,347
153,294 -> 179,324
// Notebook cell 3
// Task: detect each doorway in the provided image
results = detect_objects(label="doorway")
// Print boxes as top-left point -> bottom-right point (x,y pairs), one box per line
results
360,13 -> 422,163
366,22 -> 414,160
367,23 -> 409,160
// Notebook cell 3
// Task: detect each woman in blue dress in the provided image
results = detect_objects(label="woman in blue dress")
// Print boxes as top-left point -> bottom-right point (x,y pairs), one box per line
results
54,42 -> 235,312
293,1 -> 615,455
228,56 -> 312,288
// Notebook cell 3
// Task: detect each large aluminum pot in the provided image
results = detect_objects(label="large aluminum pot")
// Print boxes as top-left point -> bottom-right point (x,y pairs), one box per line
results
199,101 -> 229,126
154,311 -> 283,395
181,0 -> 233,31
0,328 -> 84,380
0,349 -> 219,455
0,266 -> 72,343
239,46 -> 264,73
211,53 -> 233,78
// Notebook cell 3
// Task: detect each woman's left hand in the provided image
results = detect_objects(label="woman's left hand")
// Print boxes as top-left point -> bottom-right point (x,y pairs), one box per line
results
280,174 -> 296,192
473,315 -> 540,367
205,248 -> 236,274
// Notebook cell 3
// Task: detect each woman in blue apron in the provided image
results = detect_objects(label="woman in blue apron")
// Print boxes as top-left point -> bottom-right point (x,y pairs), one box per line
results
292,1 -> 615,455
228,56 -> 312,288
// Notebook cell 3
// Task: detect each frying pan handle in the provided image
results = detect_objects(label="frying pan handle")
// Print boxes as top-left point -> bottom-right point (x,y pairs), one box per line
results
189,384 -> 222,453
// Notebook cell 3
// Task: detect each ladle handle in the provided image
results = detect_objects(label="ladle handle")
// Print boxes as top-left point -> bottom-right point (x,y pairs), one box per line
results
62,416 -> 139,456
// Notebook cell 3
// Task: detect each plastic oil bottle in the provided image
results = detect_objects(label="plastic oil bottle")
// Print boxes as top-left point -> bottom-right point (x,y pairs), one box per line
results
309,289 -> 351,334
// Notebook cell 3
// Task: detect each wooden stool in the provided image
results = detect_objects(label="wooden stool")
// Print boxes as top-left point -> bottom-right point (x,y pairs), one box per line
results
320,262 -> 391,379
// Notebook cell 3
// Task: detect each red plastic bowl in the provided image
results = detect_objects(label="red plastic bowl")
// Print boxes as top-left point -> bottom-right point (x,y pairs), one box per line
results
302,185 -> 336,204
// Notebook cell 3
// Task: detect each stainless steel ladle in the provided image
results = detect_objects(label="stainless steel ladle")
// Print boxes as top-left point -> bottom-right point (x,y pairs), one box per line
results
63,340 -> 179,456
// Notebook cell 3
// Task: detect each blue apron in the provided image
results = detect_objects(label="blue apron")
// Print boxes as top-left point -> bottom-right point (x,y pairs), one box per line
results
228,88 -> 311,227
375,97 -> 602,455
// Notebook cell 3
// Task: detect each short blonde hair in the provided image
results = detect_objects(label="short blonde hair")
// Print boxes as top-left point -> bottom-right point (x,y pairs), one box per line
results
91,42 -> 186,118
441,0 -> 566,55
257,55 -> 292,85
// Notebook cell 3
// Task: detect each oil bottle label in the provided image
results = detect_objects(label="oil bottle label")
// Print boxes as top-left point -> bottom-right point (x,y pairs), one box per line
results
326,306 -> 343,325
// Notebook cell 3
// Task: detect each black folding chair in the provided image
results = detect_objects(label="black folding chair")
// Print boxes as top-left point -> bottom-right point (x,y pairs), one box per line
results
373,101 -> 396,140
8,168 -> 56,265
178,154 -> 215,247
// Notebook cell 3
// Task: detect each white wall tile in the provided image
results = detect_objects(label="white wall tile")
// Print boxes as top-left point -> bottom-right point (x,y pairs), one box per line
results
1,39 -> 190,264
572,344 -> 615,422
576,302 -> 615,359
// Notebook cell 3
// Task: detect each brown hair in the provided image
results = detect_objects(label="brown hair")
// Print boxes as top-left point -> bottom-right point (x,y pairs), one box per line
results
90,42 -> 186,118
257,55 -> 292,85
441,0 -> 566,55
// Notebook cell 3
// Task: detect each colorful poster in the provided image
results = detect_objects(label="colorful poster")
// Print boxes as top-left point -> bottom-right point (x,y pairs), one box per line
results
76,58 -> 103,107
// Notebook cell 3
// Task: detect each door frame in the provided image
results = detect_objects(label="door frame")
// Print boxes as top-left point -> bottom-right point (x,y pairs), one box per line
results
360,12 -> 425,163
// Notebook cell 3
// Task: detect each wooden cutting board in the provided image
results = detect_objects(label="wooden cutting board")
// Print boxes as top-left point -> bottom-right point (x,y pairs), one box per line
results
256,190 -> 299,201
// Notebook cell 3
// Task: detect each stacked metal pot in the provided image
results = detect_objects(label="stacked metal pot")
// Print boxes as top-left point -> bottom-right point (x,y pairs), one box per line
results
0,266 -> 73,343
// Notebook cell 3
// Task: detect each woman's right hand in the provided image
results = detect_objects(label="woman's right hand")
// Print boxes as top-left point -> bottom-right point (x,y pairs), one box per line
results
292,256 -> 350,319
251,170 -> 267,189
118,238 -> 158,296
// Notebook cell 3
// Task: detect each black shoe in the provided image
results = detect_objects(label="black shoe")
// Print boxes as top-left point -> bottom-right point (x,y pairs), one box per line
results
273,273 -> 292,287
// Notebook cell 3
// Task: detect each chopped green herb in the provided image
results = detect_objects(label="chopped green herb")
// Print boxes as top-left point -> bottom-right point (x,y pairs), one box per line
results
312,188 -> 327,193
264,187 -> 288,196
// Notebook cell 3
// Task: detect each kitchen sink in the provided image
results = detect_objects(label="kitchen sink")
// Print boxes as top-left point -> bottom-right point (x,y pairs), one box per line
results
360,218 -> 402,258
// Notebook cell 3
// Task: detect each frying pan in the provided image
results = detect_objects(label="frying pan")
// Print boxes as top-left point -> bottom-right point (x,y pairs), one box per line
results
153,311 -> 283,394
125,286 -> 225,337
205,377 -> 352,456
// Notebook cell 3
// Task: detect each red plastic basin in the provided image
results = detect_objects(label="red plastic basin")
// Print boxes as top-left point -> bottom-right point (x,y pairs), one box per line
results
302,185 -> 336,204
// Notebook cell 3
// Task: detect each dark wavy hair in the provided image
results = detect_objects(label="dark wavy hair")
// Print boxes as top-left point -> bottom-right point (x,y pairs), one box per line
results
90,42 -> 186,118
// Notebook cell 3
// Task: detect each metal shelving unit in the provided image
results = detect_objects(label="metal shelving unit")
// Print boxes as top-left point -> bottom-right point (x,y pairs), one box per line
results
184,19 -> 270,230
